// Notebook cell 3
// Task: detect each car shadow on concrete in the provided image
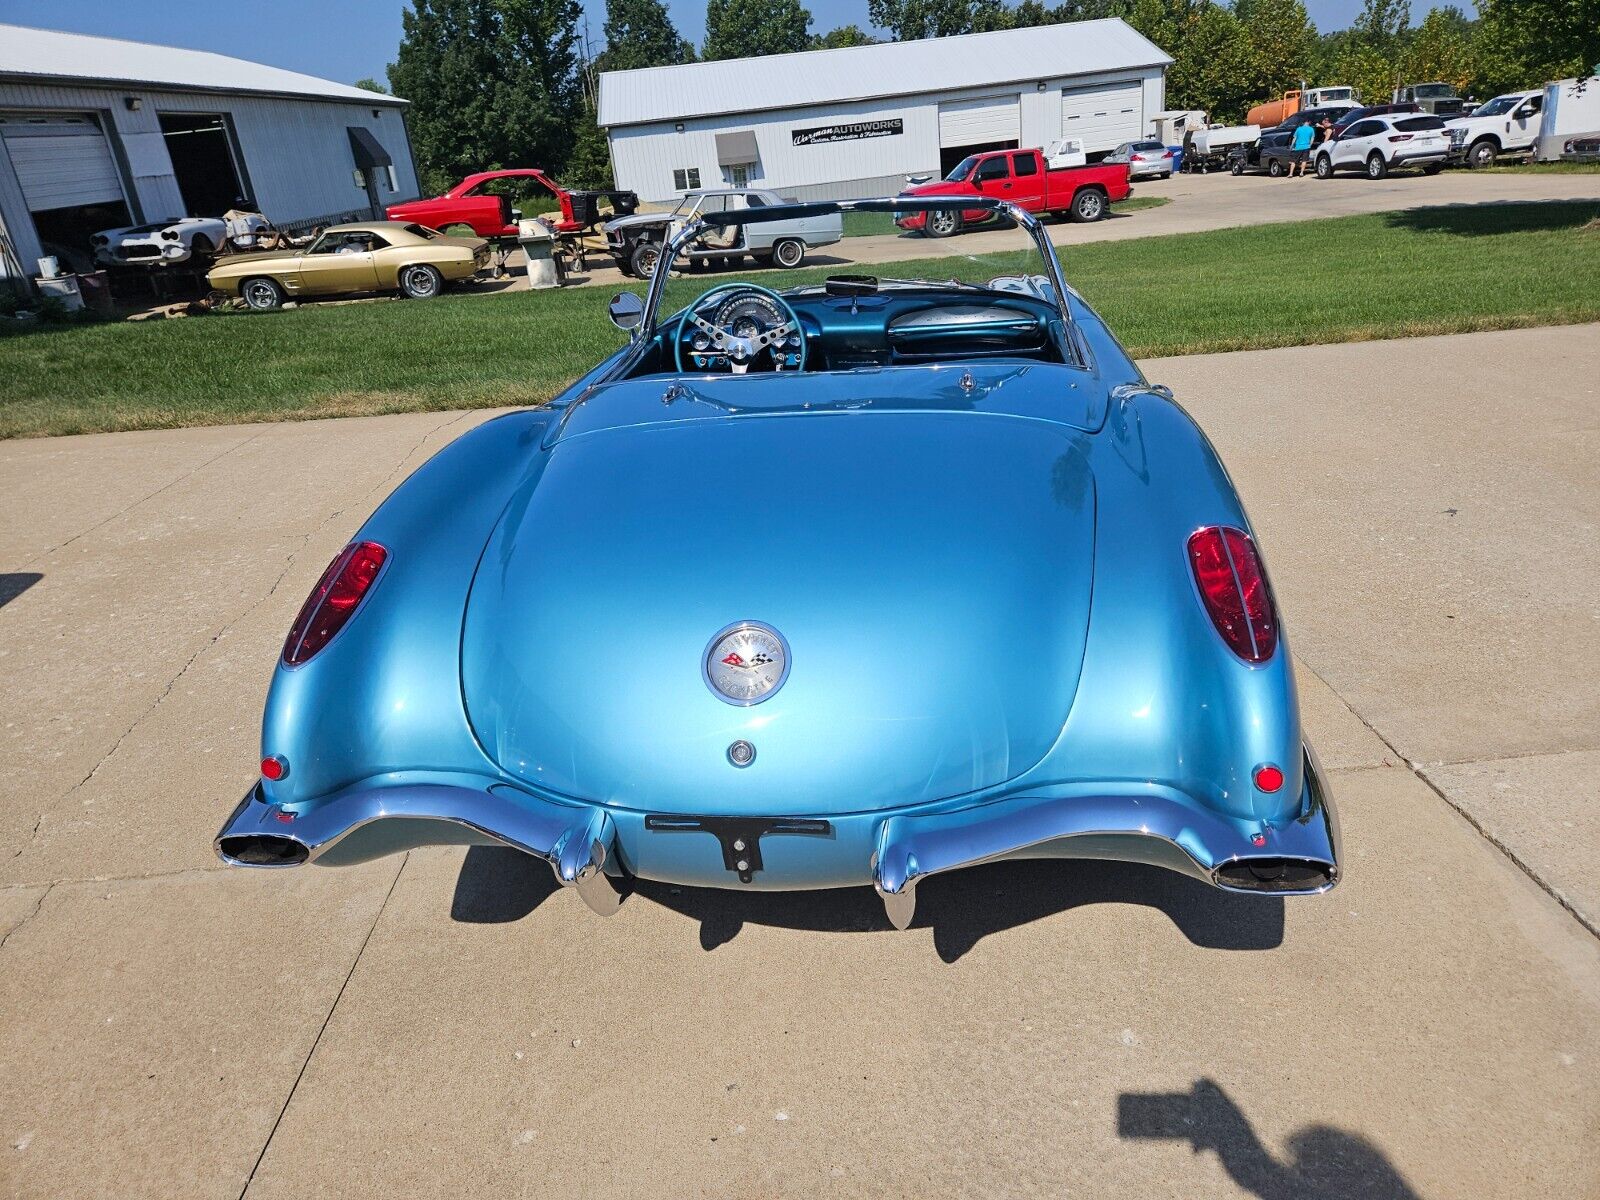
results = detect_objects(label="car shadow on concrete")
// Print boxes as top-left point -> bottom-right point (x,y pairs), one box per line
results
451,849 -> 1284,961
0,572 -> 42,609
450,845 -> 561,923
1382,198 -> 1599,235
1119,1078 -> 1422,1200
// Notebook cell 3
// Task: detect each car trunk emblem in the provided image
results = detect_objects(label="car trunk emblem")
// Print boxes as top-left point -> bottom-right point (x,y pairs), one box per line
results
704,622 -> 790,705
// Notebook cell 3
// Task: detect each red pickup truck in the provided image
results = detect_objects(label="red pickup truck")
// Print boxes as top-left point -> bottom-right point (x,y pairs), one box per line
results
896,148 -> 1131,236
386,168 -> 638,237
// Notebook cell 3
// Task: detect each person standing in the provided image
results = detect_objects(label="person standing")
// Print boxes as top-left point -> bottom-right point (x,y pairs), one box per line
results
1290,119 -> 1316,177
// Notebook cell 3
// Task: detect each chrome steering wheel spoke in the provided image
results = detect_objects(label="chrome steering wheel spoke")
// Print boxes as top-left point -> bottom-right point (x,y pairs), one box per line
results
677,286 -> 807,376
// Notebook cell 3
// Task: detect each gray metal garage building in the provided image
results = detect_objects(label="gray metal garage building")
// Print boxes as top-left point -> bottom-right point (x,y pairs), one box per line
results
597,19 -> 1172,203
0,23 -> 418,283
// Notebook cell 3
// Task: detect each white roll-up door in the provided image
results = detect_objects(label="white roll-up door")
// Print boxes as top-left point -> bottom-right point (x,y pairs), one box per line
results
938,95 -> 1021,147
0,111 -> 125,212
1059,81 -> 1145,152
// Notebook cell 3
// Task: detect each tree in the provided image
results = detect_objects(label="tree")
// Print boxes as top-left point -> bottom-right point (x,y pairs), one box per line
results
1170,2 -> 1258,120
1234,0 -> 1317,100
1316,0 -> 1412,109
1119,1 -> 1257,122
564,94 -> 615,188
389,0 -> 584,196
811,24 -> 880,48
865,0 -> 1014,40
598,0 -> 695,71
388,0 -> 503,195
1474,0 -> 1598,95
354,77 -> 389,93
1403,6 -> 1476,94
703,0 -> 813,60
1349,0 -> 1410,55
496,0 -> 586,171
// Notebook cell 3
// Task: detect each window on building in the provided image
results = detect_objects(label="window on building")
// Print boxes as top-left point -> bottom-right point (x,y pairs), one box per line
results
729,162 -> 752,187
673,167 -> 701,191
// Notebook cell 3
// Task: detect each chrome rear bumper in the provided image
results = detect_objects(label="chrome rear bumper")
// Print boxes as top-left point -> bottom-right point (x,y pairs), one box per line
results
214,782 -> 622,914
216,746 -> 1339,928
871,746 -> 1339,928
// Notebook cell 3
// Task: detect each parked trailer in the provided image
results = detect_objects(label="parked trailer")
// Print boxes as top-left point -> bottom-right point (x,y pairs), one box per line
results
1536,76 -> 1600,161
1182,124 -> 1260,173
1151,109 -> 1206,173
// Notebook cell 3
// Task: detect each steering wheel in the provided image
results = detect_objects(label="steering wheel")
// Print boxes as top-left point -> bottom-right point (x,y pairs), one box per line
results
675,283 -> 807,374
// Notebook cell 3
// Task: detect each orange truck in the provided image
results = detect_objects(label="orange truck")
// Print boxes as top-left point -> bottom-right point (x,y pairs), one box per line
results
1247,86 -> 1360,129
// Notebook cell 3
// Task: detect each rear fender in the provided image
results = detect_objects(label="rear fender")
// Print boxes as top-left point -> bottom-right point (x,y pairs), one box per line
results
1019,383 -> 1303,824
259,410 -> 558,807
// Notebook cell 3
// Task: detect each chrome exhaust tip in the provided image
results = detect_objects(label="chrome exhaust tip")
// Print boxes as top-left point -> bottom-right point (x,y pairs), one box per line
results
214,781 -> 623,913
1213,856 -> 1336,894
217,833 -> 309,867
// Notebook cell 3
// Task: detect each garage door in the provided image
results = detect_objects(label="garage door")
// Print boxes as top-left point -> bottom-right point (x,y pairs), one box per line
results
0,111 -> 125,211
938,95 -> 1020,147
1060,80 -> 1144,152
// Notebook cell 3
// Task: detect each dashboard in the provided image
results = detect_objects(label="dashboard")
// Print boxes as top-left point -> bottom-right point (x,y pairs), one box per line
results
666,283 -> 1061,376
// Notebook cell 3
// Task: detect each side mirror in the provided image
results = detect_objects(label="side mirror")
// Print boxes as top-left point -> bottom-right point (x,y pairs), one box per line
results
608,291 -> 645,335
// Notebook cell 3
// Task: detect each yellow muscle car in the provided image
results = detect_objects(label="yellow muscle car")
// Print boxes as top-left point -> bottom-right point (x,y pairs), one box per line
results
208,221 -> 489,310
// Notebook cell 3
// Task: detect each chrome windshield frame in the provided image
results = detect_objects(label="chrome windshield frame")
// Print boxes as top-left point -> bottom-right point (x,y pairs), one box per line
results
634,195 -> 1075,345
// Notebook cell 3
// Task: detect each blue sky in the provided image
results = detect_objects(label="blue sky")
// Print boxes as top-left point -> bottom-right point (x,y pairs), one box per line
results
0,1 -> 1452,87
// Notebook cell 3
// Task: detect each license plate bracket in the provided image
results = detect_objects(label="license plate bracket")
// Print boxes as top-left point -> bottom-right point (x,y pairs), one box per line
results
643,814 -> 832,882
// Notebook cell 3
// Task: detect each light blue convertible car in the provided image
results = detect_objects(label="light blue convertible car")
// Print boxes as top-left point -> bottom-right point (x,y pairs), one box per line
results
216,196 -> 1340,928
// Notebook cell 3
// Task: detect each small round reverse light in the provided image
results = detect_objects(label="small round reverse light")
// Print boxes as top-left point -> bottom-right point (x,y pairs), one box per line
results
1253,763 -> 1284,793
260,755 -> 288,782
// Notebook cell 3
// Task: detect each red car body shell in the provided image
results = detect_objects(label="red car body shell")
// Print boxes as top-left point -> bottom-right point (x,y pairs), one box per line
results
895,149 -> 1131,231
387,169 -> 581,236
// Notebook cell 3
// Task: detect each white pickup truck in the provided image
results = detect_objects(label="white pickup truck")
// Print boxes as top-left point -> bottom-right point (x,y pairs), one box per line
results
1446,90 -> 1545,167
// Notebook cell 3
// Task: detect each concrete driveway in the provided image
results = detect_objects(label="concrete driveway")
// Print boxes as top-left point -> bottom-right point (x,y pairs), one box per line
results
549,167 -> 1600,289
2,325 -> 1597,1198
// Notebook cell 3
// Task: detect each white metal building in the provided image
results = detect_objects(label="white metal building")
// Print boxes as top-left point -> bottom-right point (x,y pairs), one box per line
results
0,23 -> 419,281
597,19 -> 1172,202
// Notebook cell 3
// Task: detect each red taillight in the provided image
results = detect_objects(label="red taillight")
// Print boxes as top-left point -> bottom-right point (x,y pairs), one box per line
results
260,755 -> 286,781
1254,764 -> 1284,792
1187,526 -> 1278,663
282,541 -> 388,665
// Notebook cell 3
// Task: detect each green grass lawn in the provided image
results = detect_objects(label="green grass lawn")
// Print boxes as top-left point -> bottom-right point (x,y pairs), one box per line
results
3,200 -> 1597,439
1114,195 -> 1172,212
1481,160 -> 1600,173
841,210 -> 901,237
